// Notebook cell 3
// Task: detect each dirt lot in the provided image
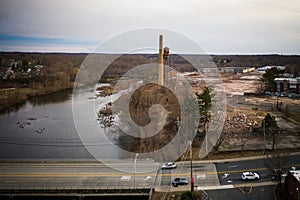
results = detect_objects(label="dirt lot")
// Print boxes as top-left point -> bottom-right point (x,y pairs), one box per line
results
97,71 -> 300,160
184,71 -> 300,158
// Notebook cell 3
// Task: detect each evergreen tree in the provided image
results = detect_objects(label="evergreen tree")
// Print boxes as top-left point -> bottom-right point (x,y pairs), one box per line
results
262,68 -> 282,92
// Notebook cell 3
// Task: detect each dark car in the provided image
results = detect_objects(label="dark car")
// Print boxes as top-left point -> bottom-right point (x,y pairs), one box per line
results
172,177 -> 188,186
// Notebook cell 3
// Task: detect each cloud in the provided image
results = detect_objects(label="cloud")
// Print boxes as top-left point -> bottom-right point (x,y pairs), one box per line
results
0,0 -> 299,54
0,45 -> 93,53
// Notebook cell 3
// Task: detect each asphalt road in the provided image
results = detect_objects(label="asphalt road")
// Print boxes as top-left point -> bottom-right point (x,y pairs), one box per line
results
215,154 -> 300,186
201,185 -> 275,200
0,154 -> 299,191
0,161 -> 219,191
0,161 -> 159,189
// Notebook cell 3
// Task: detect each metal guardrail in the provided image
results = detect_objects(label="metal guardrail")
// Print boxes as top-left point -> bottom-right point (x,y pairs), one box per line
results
0,187 -> 151,194
0,187 -> 151,199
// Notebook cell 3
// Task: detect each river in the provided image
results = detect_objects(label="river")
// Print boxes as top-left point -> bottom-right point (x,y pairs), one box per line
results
0,86 -> 126,161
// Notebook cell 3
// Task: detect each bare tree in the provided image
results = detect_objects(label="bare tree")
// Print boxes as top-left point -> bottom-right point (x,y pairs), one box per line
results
264,153 -> 290,184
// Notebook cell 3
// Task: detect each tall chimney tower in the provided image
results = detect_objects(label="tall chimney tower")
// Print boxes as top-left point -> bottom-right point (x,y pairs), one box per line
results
158,35 -> 164,86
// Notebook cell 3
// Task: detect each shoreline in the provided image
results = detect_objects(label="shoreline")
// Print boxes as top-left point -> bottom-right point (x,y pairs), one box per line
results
0,83 -> 75,112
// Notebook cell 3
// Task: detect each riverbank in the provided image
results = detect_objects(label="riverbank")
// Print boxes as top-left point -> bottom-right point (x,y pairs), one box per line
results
0,82 -> 74,112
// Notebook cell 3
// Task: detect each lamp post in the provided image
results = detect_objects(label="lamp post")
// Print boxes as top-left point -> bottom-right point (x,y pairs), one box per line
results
134,153 -> 138,189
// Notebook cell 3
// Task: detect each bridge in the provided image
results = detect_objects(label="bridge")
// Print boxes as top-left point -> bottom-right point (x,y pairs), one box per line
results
0,188 -> 151,200
0,160 -> 219,199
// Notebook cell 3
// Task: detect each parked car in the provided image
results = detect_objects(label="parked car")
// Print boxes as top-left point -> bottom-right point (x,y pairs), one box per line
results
172,177 -> 188,186
161,162 -> 177,169
241,172 -> 260,180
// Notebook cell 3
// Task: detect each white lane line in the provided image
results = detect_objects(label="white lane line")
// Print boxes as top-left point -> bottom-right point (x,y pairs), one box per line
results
197,174 -> 206,179
96,180 -> 108,183
120,176 -> 131,181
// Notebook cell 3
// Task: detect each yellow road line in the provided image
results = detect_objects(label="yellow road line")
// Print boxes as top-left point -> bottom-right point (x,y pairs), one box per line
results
0,164 -> 298,178
0,173 -> 158,177
0,162 -> 158,167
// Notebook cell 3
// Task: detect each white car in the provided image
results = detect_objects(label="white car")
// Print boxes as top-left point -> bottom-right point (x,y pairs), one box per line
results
161,162 -> 177,169
241,172 -> 260,180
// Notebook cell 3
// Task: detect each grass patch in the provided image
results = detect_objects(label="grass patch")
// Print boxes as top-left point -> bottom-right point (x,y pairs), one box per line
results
287,110 -> 300,123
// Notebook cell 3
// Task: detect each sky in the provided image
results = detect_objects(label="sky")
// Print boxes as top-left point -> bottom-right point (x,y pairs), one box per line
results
0,0 -> 299,54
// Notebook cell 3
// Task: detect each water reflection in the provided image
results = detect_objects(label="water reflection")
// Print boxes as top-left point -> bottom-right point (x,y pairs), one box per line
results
28,89 -> 72,106
0,86 -> 126,160
0,102 -> 26,114
0,89 -> 73,115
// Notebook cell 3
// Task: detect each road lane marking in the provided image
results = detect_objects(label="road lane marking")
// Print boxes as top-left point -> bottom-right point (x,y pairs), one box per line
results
0,163 -> 159,168
197,174 -> 206,179
120,176 -> 131,181
144,176 -> 152,180
0,163 -> 298,178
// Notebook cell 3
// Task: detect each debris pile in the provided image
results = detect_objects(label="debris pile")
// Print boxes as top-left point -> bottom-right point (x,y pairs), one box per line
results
222,110 -> 262,137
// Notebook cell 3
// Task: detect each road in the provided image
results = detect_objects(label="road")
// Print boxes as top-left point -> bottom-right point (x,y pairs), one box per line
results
0,154 -> 299,192
0,161 -> 159,189
215,154 -> 300,186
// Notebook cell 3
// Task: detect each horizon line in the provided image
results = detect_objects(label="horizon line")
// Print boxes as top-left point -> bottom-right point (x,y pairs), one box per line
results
1,51 -> 300,56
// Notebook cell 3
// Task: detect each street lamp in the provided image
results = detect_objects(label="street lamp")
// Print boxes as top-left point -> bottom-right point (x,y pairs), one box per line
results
134,153 -> 138,189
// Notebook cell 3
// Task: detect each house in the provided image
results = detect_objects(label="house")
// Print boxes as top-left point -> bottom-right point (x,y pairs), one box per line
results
257,66 -> 285,72
218,67 -> 255,74
4,68 -> 15,79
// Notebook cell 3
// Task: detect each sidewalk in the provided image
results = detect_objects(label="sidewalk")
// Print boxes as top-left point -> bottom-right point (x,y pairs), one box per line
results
188,151 -> 300,164
200,184 -> 275,200
154,181 -> 277,192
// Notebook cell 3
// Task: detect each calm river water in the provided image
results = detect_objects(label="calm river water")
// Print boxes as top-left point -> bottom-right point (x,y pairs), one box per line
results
0,87 -> 125,160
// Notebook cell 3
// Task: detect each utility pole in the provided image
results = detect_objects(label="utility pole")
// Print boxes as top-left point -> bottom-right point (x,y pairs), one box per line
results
134,153 -> 138,189
158,35 -> 164,86
263,119 -> 266,155
205,123 -> 208,154
189,141 -> 194,192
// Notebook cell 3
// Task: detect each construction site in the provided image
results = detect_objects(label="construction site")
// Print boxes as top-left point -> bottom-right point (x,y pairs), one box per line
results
95,35 -> 300,160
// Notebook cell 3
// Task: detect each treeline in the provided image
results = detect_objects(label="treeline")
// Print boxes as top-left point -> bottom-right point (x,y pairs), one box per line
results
1,53 -> 300,88
212,54 -> 300,76
0,52 -> 85,91
101,54 -> 300,81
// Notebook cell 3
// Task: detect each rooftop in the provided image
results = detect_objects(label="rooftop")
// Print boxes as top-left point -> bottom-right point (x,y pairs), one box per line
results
290,170 -> 300,182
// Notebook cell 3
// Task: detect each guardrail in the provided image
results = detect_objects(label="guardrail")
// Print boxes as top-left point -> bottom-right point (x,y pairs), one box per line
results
0,187 -> 151,199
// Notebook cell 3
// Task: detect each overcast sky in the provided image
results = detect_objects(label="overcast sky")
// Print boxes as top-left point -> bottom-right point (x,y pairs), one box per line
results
0,0 -> 299,54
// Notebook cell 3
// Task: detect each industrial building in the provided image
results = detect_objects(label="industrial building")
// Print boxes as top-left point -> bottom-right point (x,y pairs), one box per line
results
274,77 -> 300,95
